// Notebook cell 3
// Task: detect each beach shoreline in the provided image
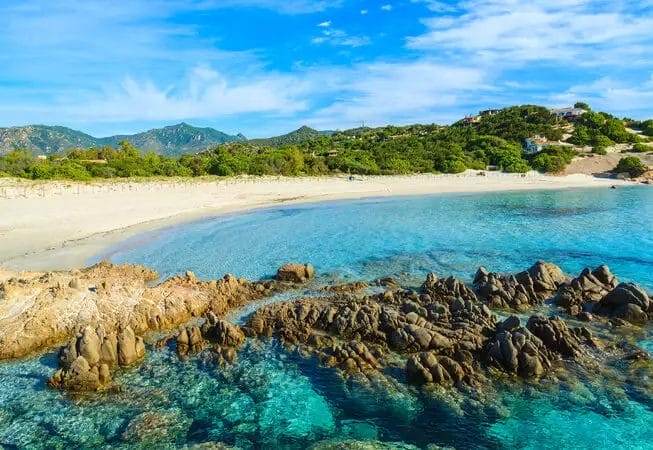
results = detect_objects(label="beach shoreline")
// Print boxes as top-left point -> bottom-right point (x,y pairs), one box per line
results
0,172 -> 631,271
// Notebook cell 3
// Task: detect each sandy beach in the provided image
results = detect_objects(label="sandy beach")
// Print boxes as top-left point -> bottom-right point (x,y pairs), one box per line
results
0,172 -> 628,271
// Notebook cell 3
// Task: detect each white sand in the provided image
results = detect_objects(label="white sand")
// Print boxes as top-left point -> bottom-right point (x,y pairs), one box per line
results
0,172 -> 628,271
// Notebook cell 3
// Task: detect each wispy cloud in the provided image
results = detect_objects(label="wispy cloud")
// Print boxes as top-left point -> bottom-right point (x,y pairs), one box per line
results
408,0 -> 653,67
551,74 -> 653,116
311,22 -> 371,47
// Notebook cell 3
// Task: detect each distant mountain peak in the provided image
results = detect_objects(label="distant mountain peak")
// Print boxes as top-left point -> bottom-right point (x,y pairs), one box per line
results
0,123 -> 245,157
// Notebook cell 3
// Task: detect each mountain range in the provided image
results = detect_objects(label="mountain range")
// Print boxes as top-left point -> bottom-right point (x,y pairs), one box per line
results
0,123 -> 329,157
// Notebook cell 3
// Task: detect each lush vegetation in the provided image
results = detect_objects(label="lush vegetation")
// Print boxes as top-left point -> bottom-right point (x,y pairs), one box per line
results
614,157 -> 648,177
569,110 -> 639,147
1,104 -> 649,181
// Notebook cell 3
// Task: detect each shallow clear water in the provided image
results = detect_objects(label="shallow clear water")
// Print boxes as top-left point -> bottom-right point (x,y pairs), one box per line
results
2,186 -> 653,449
97,186 -> 653,290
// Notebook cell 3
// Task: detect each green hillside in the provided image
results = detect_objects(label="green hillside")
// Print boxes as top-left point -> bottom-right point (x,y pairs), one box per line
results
248,126 -> 325,146
0,123 -> 245,156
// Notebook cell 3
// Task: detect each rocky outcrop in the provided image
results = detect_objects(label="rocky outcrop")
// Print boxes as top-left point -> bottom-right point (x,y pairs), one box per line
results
175,312 -> 245,365
0,261 -> 281,359
474,261 -> 568,310
593,283 -> 651,324
276,263 -> 315,283
421,273 -> 477,304
554,265 -> 618,315
246,273 -> 496,384
406,351 -> 474,385
484,315 -> 587,377
48,325 -> 145,391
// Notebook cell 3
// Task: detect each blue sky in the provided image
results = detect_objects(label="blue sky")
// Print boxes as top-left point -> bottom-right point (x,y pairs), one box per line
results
1,0 -> 653,138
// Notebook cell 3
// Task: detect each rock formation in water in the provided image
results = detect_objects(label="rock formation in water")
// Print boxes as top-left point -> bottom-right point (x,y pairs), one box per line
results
474,261 -> 568,310
47,325 -> 146,391
175,312 -> 246,365
0,261 -> 282,360
276,263 -> 315,283
553,265 -> 651,324
244,267 -> 613,387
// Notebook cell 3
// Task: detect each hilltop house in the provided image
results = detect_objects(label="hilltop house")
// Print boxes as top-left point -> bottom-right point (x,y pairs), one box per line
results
479,108 -> 502,117
524,135 -> 549,153
461,115 -> 481,125
550,107 -> 586,120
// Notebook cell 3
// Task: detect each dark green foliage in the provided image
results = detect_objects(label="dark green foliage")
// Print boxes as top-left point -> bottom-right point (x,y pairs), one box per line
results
1,106 -> 588,180
640,120 -> 653,137
614,157 -> 648,177
570,111 -> 636,146
630,143 -> 651,153
470,105 -> 560,142
528,146 -> 578,174
247,126 -> 323,146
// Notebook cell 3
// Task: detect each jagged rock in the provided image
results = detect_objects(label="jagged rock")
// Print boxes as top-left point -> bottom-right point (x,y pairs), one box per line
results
49,325 -> 145,391
474,262 -> 568,310
276,263 -> 315,283
554,265 -> 618,313
421,273 -> 477,304
593,283 -> 651,324
406,352 -> 470,385
176,326 -> 204,356
202,320 -> 245,348
48,356 -> 111,391
0,261 -> 281,360
485,315 -> 587,378
526,315 -> 582,358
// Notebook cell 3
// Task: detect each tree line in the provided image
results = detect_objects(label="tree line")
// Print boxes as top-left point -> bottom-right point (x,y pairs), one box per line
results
0,105 -> 649,181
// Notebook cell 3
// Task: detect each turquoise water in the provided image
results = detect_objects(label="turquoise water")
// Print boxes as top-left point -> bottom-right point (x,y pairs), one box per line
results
99,186 -> 653,290
2,186 -> 653,449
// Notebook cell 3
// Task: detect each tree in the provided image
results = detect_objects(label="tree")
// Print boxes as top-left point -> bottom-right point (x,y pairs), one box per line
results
614,157 -> 648,177
641,120 -> 653,137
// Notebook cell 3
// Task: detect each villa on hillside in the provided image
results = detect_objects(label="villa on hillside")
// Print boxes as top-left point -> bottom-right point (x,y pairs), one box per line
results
479,108 -> 502,117
550,107 -> 586,120
461,115 -> 481,125
524,135 -> 549,153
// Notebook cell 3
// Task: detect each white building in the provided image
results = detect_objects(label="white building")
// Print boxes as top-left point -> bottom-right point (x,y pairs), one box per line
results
550,107 -> 586,120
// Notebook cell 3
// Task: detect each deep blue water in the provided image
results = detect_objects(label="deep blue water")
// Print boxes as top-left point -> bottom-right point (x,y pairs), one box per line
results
2,186 -> 653,449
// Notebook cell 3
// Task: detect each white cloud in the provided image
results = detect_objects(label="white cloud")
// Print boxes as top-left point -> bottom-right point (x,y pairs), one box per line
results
551,75 -> 653,118
407,0 -> 653,66
307,61 -> 489,127
311,24 -> 370,47
381,4 -> 393,11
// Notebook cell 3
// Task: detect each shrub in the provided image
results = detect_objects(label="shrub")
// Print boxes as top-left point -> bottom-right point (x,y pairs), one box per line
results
630,143 -> 650,153
614,157 -> 648,177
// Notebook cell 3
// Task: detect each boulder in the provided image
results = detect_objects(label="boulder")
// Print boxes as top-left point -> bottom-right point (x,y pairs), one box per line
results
554,265 -> 619,313
593,283 -> 651,324
276,263 -> 315,283
49,325 -> 145,391
474,262 -> 567,310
